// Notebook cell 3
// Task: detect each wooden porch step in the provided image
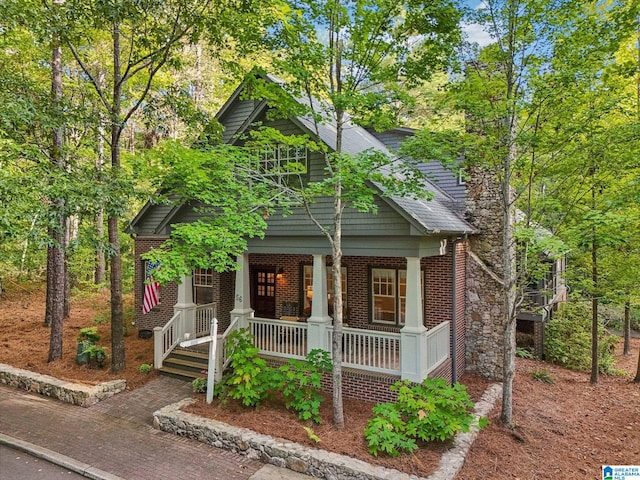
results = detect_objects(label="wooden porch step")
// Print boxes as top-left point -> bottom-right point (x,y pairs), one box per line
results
158,349 -> 209,382
170,349 -> 209,361
158,366 -> 202,380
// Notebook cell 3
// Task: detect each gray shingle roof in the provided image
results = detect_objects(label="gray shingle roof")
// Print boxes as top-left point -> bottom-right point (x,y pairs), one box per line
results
266,74 -> 474,235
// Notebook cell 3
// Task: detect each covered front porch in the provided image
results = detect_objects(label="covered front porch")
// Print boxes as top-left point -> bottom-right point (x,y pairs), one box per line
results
153,252 -> 451,384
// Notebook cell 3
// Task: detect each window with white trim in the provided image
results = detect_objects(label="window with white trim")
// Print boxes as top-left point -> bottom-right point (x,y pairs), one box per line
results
371,268 -> 423,325
302,265 -> 347,317
193,268 -> 214,305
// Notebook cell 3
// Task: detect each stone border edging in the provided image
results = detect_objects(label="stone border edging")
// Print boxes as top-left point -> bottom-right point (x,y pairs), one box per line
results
152,383 -> 502,480
0,363 -> 126,407
0,432 -> 126,480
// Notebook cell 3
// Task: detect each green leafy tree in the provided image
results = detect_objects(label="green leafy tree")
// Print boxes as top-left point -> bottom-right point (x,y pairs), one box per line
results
239,0 -> 463,429
49,0 -> 216,372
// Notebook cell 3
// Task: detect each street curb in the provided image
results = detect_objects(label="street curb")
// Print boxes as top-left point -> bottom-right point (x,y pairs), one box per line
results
0,433 -> 126,480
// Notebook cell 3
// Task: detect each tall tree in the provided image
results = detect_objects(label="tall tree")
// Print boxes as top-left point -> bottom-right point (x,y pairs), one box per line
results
46,0 -> 67,361
50,0 -> 214,372
244,0 -> 463,427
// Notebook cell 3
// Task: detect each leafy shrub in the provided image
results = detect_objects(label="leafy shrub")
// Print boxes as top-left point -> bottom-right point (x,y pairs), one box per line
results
274,349 -> 332,423
217,331 -> 331,420
78,326 -> 101,343
516,347 -> 534,359
532,369 -> 554,383
220,328 -> 271,407
192,377 -> 207,393
138,363 -> 152,374
365,378 -> 478,457
545,302 -> 618,374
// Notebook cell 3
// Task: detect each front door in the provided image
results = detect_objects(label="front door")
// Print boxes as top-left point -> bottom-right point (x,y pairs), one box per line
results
252,268 -> 276,318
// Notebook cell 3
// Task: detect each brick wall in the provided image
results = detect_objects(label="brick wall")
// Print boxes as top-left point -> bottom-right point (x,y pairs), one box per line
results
134,237 -> 179,332
247,252 -> 455,333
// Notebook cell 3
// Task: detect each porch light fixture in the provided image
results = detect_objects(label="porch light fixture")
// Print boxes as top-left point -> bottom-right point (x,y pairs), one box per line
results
277,267 -> 285,280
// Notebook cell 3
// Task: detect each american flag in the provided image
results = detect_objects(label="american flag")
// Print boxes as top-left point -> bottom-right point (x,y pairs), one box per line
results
143,260 -> 161,314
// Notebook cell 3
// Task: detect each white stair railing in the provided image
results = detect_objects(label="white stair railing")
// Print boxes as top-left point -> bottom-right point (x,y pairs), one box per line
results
153,311 -> 183,369
213,316 -> 240,381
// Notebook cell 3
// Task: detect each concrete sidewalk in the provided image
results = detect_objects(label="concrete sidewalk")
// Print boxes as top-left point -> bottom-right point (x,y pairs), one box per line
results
0,377 -> 310,480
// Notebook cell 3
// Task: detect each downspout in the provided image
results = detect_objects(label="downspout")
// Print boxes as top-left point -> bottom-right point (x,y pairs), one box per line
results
451,237 -> 458,384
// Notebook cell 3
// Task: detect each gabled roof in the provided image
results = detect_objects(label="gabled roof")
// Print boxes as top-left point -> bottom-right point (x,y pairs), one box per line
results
222,73 -> 475,235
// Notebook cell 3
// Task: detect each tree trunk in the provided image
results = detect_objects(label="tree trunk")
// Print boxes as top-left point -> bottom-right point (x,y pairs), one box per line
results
46,0 -> 65,354
331,186 -> 345,429
109,21 -> 125,373
500,117 -> 517,428
47,8 -> 66,361
63,216 -> 71,318
634,345 -> 640,383
624,297 -> 631,356
590,173 -> 598,385
330,99 -> 345,428
95,73 -> 106,286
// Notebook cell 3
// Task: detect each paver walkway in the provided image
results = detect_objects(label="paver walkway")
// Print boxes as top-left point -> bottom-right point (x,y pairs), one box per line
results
0,377 -> 270,479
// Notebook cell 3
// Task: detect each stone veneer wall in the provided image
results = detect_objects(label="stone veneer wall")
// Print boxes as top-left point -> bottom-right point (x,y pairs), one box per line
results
0,364 -> 126,407
464,165 -> 513,380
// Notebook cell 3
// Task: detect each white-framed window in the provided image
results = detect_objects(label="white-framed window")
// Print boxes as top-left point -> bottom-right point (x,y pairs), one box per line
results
371,268 -> 422,325
193,267 -> 214,305
257,144 -> 307,184
302,264 -> 347,317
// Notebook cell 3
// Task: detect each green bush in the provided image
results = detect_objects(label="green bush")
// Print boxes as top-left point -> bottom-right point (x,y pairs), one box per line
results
138,363 -> 152,374
545,302 -> 618,374
78,326 -> 101,343
365,378 -> 478,457
192,377 -> 207,393
220,328 -> 271,407
275,349 -> 332,423
217,330 -> 330,420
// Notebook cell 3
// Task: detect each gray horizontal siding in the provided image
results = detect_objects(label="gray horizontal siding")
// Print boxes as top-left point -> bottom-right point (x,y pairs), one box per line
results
265,197 -> 411,236
131,203 -> 174,235
220,98 -> 257,143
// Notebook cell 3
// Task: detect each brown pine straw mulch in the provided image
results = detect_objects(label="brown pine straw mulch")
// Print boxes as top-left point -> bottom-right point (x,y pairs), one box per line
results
0,282 -> 157,389
1,281 -> 639,479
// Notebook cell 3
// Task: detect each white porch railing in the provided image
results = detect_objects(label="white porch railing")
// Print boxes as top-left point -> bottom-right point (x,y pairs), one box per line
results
195,303 -> 216,337
218,316 -> 240,375
153,311 -> 182,369
424,321 -> 450,375
249,317 -> 308,359
328,327 -> 401,375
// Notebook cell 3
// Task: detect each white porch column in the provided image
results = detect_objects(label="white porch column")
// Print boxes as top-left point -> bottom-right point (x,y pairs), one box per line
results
230,252 -> 253,329
306,254 -> 332,353
174,275 -> 196,340
400,256 -> 429,382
